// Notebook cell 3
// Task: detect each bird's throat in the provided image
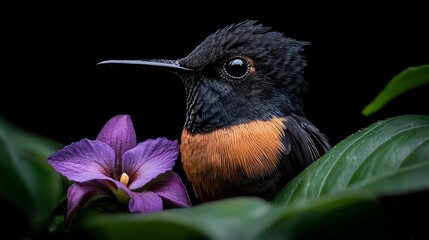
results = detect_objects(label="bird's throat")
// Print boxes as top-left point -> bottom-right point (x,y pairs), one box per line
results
180,117 -> 286,201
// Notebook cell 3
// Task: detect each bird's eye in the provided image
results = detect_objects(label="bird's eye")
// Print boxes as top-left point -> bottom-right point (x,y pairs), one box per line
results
222,56 -> 251,80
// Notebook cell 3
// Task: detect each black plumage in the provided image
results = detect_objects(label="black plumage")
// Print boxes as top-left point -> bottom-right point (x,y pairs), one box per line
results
98,19 -> 331,202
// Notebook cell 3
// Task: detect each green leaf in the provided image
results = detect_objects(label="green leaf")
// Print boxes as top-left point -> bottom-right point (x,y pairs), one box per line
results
273,114 -> 429,206
81,197 -> 272,240
258,194 -> 391,240
70,115 -> 428,239
362,64 -> 429,116
80,195 -> 391,240
0,115 -> 64,234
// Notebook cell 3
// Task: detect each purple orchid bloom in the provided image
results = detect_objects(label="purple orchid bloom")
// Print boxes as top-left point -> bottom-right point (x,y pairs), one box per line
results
47,114 -> 191,223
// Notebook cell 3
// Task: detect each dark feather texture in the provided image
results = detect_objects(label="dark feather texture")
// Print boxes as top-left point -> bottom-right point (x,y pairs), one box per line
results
98,19 -> 330,202
176,20 -> 330,202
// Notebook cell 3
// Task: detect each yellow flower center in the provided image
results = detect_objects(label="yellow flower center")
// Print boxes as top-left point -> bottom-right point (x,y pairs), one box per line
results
120,172 -> 129,187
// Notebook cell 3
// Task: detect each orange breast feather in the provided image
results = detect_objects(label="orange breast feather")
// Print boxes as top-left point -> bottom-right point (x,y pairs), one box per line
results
180,117 -> 286,201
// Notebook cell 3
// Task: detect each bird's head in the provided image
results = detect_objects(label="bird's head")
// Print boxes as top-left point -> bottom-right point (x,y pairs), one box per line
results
98,20 -> 309,133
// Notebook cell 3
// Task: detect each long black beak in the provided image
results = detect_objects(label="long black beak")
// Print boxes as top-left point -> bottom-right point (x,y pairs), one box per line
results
96,59 -> 193,73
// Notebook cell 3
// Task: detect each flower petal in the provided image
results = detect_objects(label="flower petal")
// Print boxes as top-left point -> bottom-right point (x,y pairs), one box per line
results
96,114 -> 137,164
122,138 -> 179,190
127,191 -> 163,213
65,181 -> 114,225
47,139 -> 115,182
146,171 -> 192,208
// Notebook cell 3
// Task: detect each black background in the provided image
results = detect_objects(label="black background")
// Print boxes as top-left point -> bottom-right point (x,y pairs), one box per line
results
3,2 -> 427,146
2,2 -> 428,239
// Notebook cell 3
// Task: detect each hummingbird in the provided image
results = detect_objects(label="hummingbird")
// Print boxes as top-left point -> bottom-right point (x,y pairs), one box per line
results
97,19 -> 330,203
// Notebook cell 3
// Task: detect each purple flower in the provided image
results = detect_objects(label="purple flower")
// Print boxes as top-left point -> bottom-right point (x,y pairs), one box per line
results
48,114 -> 191,223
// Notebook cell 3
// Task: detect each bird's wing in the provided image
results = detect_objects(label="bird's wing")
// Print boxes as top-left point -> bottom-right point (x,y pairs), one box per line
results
280,114 -> 331,179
